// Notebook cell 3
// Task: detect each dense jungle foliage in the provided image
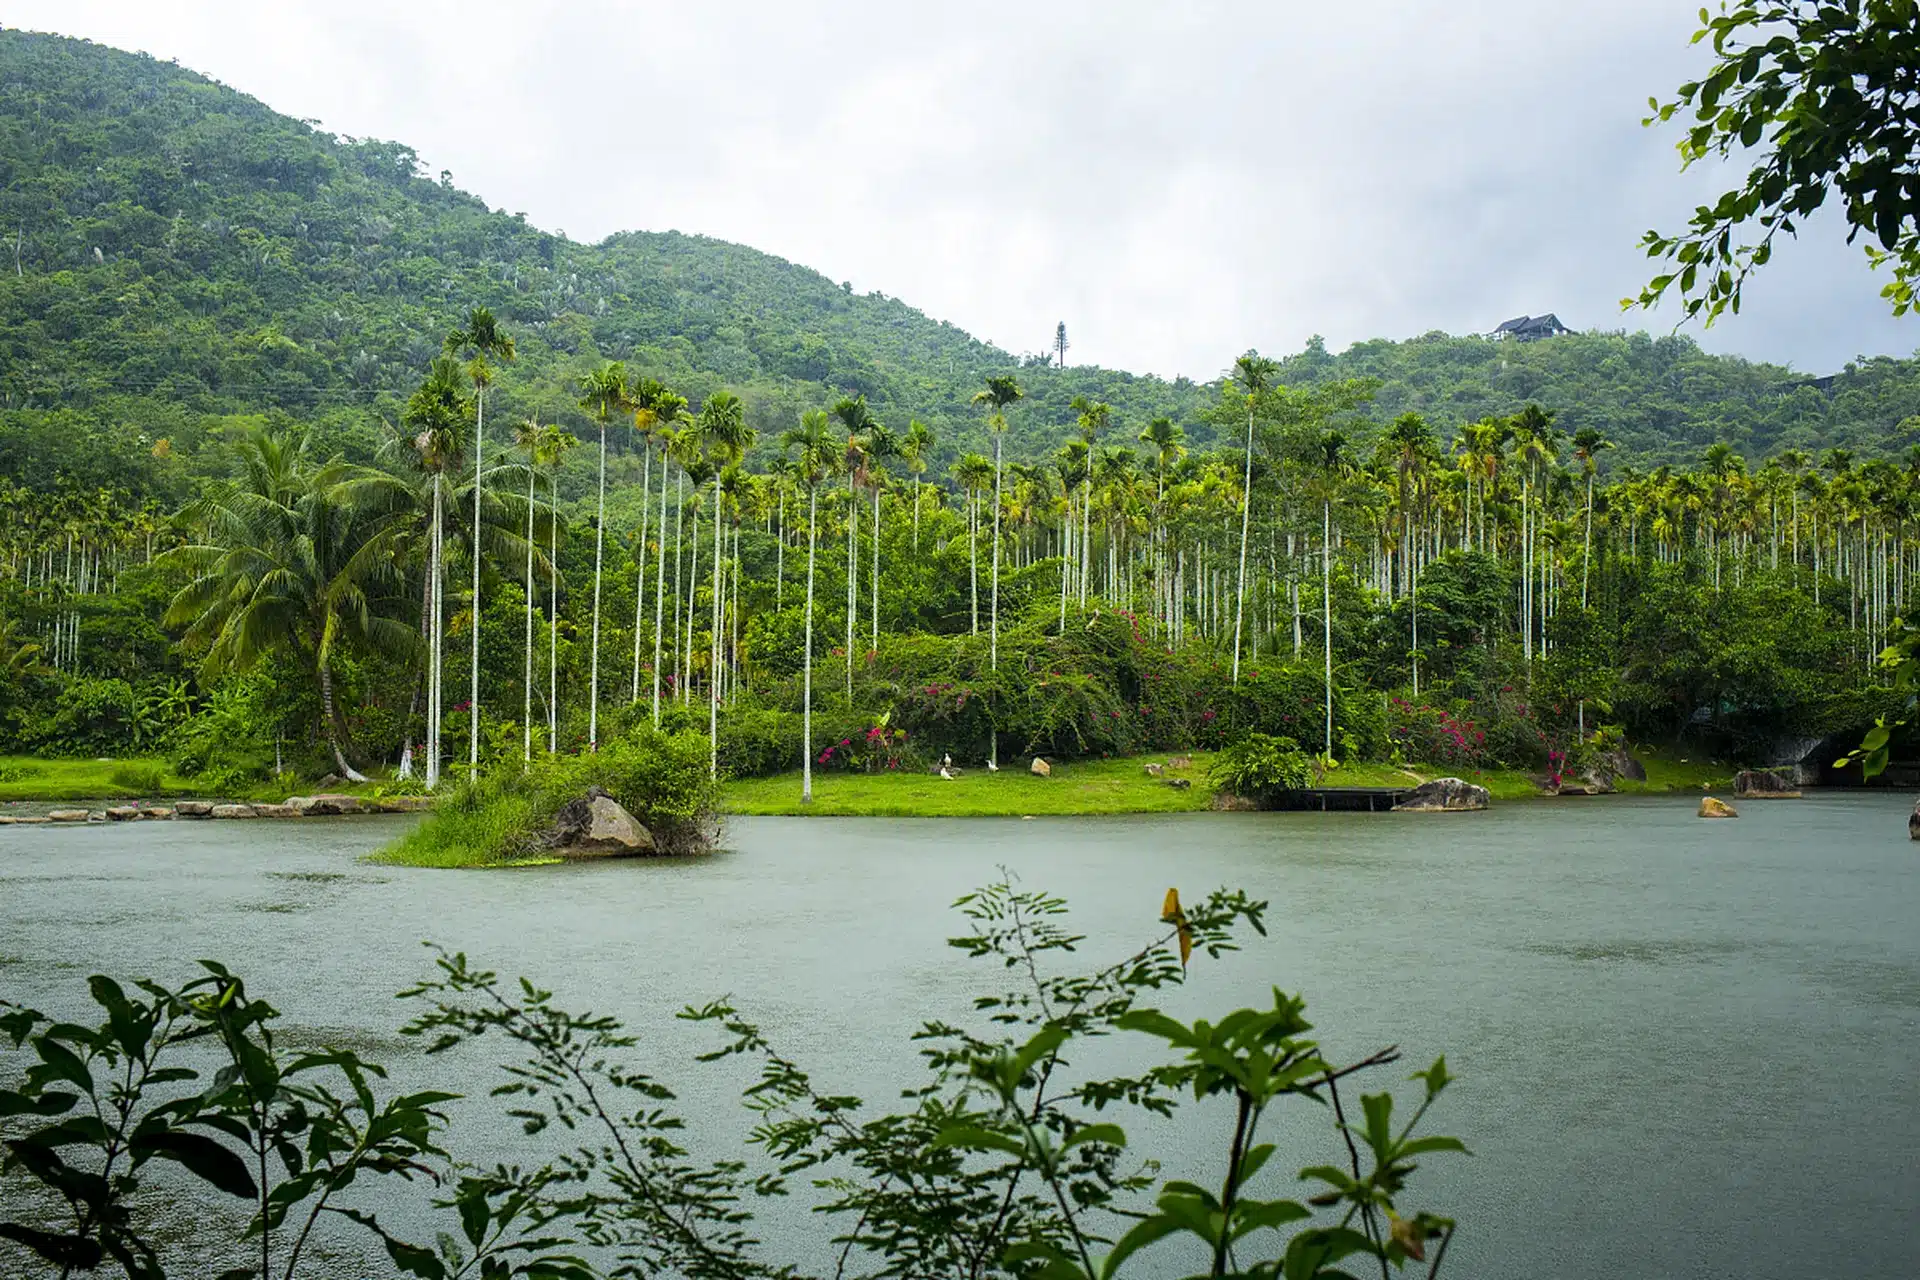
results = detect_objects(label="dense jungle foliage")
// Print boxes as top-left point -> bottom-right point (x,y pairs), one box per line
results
0,28 -> 1913,794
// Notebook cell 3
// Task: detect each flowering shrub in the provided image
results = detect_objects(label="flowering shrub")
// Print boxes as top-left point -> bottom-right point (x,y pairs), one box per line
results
1387,697 -> 1487,767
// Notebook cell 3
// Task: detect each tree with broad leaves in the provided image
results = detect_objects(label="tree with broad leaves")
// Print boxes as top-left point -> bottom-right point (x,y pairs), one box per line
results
1631,1 -> 1920,321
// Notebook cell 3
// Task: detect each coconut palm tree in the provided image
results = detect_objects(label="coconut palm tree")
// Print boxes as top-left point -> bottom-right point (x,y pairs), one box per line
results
161,428 -> 415,783
972,374 -> 1023,767
1227,355 -> 1280,683
444,307 -> 515,777
696,390 -> 752,778
782,410 -> 837,804
578,362 -> 631,750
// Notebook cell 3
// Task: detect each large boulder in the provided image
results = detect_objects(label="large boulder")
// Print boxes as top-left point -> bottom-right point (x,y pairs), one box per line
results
1698,796 -> 1738,819
1030,757 -> 1051,777
288,793 -> 366,816
48,809 -> 90,822
377,795 -> 434,813
211,804 -> 258,820
105,806 -> 142,821
1393,778 -> 1490,812
551,788 -> 657,857
1733,769 -> 1801,798
173,801 -> 213,818
254,803 -> 301,818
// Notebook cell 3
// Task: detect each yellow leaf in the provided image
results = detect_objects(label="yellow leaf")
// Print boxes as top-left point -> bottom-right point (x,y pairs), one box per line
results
1389,1213 -> 1427,1262
1161,888 -> 1192,968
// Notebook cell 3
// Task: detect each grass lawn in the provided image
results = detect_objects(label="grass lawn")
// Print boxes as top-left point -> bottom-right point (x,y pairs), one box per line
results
723,752 -> 1221,817
724,742 -> 1744,817
0,756 -> 197,803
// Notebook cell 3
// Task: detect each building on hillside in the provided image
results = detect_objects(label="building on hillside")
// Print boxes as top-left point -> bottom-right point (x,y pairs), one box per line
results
1491,314 -> 1572,341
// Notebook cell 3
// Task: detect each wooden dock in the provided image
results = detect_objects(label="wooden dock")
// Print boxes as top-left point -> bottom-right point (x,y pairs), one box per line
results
1265,787 -> 1412,813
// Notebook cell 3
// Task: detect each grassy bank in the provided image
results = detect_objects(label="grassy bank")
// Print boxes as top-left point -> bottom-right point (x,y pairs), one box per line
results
723,753 -> 1220,817
0,756 -> 197,802
725,744 -> 1742,817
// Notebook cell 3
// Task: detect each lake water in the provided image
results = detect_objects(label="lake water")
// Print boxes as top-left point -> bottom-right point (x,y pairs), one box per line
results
3,797 -> 1918,1279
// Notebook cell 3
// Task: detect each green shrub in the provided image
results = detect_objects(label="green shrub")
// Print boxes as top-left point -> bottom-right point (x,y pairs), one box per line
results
0,762 -> 42,783
384,728 -> 719,866
1209,732 -> 1313,800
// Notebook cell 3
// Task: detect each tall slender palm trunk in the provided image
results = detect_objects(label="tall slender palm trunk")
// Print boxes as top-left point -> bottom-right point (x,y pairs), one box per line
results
548,475 -> 559,754
524,467 -> 535,763
1232,403 -> 1255,682
587,421 -> 607,749
802,489 -> 818,804
1322,498 -> 1333,758
652,453 -> 671,725
469,389 -> 484,777
710,471 -> 724,779
632,447 -> 651,702
426,473 -> 444,790
989,435 -> 1002,769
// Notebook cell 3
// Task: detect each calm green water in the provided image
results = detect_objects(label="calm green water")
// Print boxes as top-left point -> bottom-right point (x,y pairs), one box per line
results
3,797 -> 1917,1278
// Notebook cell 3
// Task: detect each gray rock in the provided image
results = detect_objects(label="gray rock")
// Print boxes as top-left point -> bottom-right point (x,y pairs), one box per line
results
1734,769 -> 1801,798
376,795 -> 433,813
552,789 -> 656,856
294,793 -> 366,815
105,806 -> 142,821
1392,778 -> 1491,812
1144,762 -> 1164,777
142,808 -> 173,820
254,803 -> 301,819
173,801 -> 213,818
1910,800 -> 1920,840
1168,754 -> 1193,769
48,809 -> 90,822
1166,777 -> 1193,790
211,804 -> 258,819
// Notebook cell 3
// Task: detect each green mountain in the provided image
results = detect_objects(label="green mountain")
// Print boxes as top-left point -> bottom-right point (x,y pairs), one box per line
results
0,25 -> 1915,502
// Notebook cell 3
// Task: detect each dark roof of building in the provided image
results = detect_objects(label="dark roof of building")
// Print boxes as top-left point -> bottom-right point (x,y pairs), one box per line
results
1493,313 -> 1569,334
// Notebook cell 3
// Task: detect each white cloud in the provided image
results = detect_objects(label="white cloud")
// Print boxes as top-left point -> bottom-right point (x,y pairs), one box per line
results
15,0 -> 1917,377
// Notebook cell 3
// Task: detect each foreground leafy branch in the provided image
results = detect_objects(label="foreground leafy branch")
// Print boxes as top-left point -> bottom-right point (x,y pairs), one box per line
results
3,882 -> 1464,1279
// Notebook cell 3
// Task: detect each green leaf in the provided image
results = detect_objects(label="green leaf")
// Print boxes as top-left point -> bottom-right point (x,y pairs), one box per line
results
1061,1122 -> 1127,1152
1100,1214 -> 1184,1279
0,1222 -> 104,1270
930,1123 -> 1027,1159
33,1038 -> 93,1091
135,1131 -> 257,1199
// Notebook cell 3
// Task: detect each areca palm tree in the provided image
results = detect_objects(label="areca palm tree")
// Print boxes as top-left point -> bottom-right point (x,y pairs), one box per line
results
402,355 -> 472,789
972,374 -> 1023,767
902,419 -> 935,551
829,396 -> 876,693
514,420 -> 574,760
953,453 -> 993,635
578,362 -> 631,750
444,307 -> 515,777
627,378 -> 686,705
782,410 -> 836,804
1229,354 -> 1279,683
862,421 -> 901,651
161,428 -> 414,783
1311,428 -> 1354,757
1571,426 -> 1614,607
1068,396 -> 1111,610
697,390 -> 752,778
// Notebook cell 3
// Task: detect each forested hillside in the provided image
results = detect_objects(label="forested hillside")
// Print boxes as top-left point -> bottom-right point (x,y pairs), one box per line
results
0,25 -> 1916,513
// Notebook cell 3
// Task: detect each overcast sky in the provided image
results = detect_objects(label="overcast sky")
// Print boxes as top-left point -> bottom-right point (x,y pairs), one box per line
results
14,0 -> 1917,379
